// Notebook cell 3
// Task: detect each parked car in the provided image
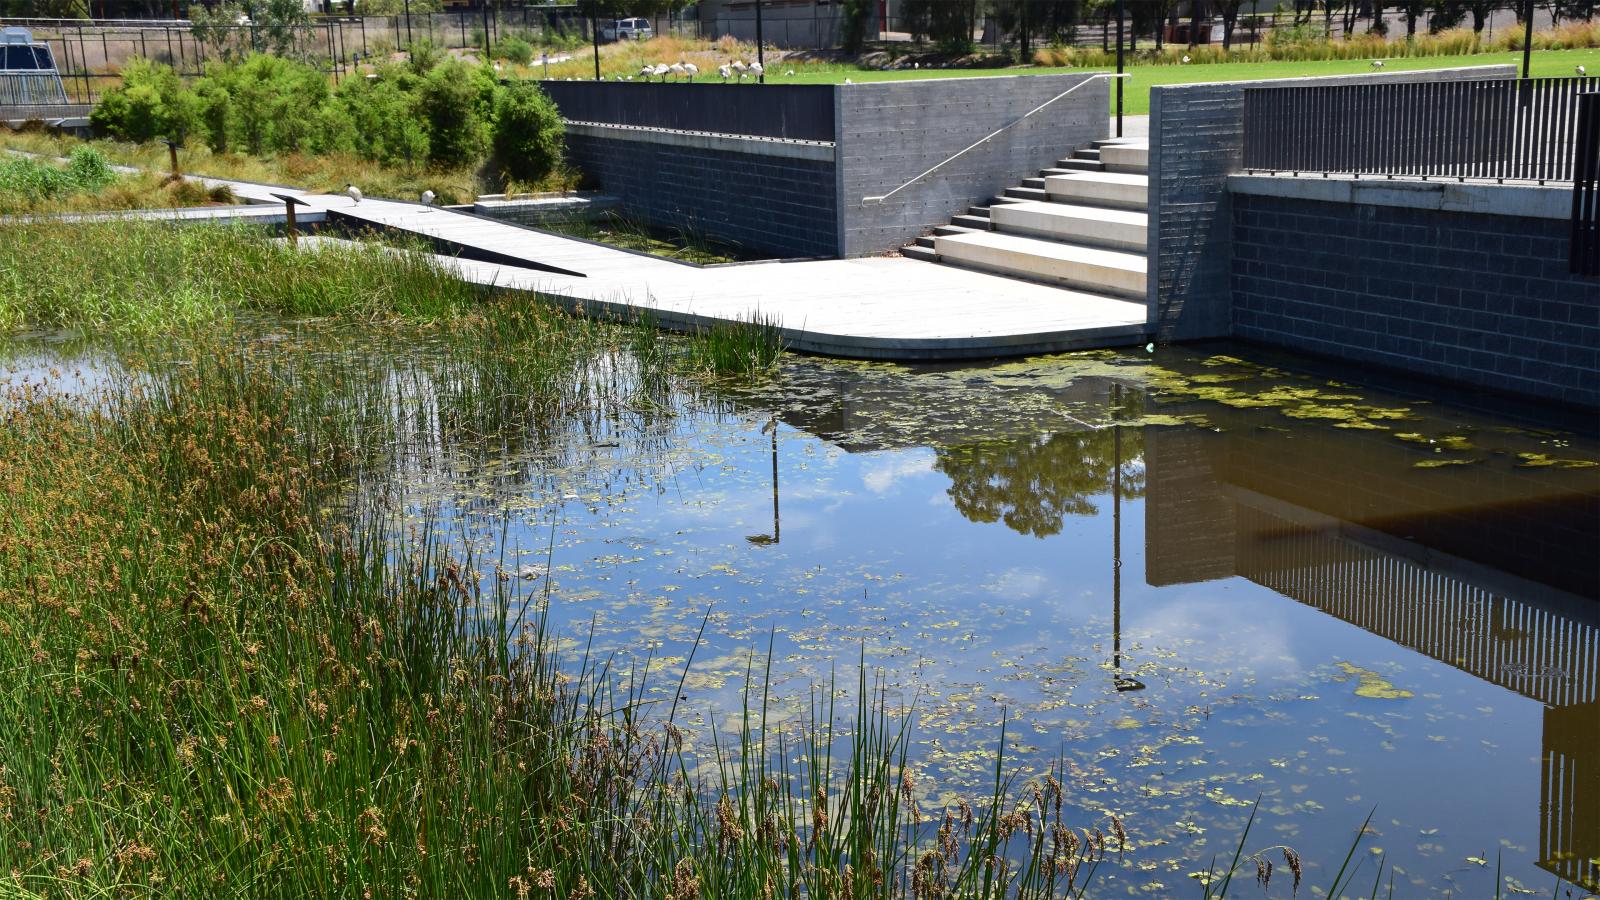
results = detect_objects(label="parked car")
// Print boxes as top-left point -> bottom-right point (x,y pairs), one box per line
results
599,18 -> 654,42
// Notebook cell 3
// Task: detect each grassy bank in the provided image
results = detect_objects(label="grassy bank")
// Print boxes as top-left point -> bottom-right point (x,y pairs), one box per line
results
0,145 -> 236,215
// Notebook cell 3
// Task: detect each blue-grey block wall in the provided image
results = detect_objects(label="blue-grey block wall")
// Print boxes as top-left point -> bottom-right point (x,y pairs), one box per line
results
1146,65 -> 1518,343
1231,192 -> 1600,408
835,74 -> 1109,257
563,129 -> 839,260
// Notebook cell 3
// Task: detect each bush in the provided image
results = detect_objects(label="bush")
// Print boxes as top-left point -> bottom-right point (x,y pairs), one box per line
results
419,60 -> 490,167
492,80 -> 564,184
0,148 -> 119,206
199,54 -> 335,155
498,35 -> 535,65
89,58 -> 200,143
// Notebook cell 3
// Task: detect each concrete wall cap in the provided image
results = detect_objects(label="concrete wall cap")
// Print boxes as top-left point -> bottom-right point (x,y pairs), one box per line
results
1227,172 -> 1573,220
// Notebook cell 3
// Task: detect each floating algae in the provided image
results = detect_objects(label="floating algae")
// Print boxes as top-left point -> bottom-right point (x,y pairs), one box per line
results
1335,662 -> 1414,700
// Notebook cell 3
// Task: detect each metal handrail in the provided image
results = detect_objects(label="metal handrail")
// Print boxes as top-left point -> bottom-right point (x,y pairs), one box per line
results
862,72 -> 1127,205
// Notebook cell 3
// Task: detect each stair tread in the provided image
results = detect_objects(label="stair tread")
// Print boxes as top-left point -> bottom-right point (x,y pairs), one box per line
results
1045,171 -> 1150,188
901,245 -> 940,262
936,230 -> 1147,273
990,200 -> 1148,229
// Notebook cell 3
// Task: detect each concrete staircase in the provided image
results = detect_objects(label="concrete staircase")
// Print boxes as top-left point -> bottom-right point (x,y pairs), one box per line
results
901,139 -> 1150,303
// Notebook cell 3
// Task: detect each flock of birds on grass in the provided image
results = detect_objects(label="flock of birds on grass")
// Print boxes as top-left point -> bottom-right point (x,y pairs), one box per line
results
550,60 -> 806,83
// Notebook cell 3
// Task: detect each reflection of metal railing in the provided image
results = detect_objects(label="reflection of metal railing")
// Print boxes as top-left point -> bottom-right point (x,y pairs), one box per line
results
1232,503 -> 1600,709
1573,93 -> 1600,276
862,72 -> 1125,205
1243,76 -> 1598,184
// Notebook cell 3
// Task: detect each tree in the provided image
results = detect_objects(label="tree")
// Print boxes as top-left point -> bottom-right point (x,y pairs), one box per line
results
419,59 -> 489,167
492,80 -> 564,185
1217,0 -> 1246,46
840,0 -> 874,53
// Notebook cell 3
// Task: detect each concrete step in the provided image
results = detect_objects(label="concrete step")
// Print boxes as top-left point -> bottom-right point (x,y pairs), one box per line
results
933,224 -> 979,236
951,213 -> 992,230
1043,171 -> 1149,211
914,235 -> 936,248
932,230 -> 1147,299
901,244 -> 940,262
1053,159 -> 1105,173
1100,142 -> 1149,174
987,200 -> 1147,252
1074,147 -> 1102,159
968,206 -> 991,218
1021,176 -> 1047,189
1004,186 -> 1049,201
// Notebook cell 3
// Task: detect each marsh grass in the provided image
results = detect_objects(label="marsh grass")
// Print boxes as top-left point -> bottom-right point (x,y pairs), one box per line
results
540,211 -> 746,264
0,316 -> 1118,897
685,313 -> 788,379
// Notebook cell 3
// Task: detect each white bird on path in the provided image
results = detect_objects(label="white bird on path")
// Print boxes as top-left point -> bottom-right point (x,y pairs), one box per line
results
682,61 -> 698,80
346,184 -> 362,204
1371,59 -> 1385,68
420,189 -> 435,206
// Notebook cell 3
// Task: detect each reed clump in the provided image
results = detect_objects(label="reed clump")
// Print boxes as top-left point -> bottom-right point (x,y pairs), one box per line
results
0,320 -> 1105,897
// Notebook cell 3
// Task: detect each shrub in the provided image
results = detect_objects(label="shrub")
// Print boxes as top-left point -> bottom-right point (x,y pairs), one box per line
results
419,60 -> 490,167
406,38 -> 443,76
199,54 -> 334,155
89,58 -> 200,143
498,35 -> 535,65
64,146 -> 116,191
492,80 -> 564,184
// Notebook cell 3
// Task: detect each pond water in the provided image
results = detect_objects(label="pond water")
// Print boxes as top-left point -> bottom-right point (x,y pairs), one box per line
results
8,329 -> 1597,897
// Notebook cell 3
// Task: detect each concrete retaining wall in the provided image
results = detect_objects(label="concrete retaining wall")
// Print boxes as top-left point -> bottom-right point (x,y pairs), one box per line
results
836,73 -> 1109,257
1230,175 -> 1599,408
1146,64 -> 1518,343
563,124 -> 839,259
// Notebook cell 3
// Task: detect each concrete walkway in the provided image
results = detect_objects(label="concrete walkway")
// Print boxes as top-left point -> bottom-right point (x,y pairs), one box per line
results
38,166 -> 1152,360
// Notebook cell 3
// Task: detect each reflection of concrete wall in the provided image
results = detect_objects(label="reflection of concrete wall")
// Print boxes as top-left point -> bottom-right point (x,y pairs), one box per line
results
1542,702 -> 1600,891
1141,426 -> 1236,587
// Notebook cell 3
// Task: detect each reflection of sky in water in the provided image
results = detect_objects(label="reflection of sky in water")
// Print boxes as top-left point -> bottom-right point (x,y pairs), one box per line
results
461,381 -> 1596,898
9,329 -> 1595,898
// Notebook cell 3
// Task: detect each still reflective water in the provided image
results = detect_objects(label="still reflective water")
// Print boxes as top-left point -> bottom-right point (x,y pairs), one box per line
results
9,331 -> 1598,897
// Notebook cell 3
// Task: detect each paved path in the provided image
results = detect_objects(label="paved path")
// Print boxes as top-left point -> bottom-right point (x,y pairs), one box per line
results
19,159 -> 1151,360
287,191 -> 1148,359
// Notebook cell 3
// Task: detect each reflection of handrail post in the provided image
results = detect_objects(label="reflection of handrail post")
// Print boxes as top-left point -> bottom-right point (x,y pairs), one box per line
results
1110,382 -> 1144,693
861,73 -> 1129,205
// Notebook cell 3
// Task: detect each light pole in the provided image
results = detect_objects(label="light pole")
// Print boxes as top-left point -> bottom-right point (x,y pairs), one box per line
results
403,0 -> 412,46
755,0 -> 765,83
1519,0 -> 1533,79
591,2 -> 601,80
1115,0 -> 1125,137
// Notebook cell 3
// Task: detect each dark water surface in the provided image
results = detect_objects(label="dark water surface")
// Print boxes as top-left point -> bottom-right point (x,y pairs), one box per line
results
9,332 -> 1597,897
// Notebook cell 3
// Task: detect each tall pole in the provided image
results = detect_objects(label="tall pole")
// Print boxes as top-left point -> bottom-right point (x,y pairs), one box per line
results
755,0 -> 765,82
1115,0 -> 1125,137
403,0 -> 412,46
591,2 -> 601,80
1520,0 -> 1533,79
482,0 -> 492,60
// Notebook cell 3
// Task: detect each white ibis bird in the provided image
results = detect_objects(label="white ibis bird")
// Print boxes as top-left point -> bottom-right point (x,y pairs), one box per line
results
639,64 -> 654,79
668,61 -> 687,80
346,184 -> 362,204
730,59 -> 748,81
719,63 -> 732,81
421,189 -> 435,206
785,69 -> 795,76
1579,65 -> 1588,76
749,61 -> 764,79
1181,54 -> 1191,63
1371,59 -> 1385,68
844,77 -> 853,84
652,63 -> 671,81
683,61 -> 698,80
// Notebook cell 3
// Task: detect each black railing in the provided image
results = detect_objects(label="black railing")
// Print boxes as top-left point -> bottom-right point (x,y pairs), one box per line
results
539,80 -> 835,142
1244,77 -> 1599,184
1574,93 -> 1600,277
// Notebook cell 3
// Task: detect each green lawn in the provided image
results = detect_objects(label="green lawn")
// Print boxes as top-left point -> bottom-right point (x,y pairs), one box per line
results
779,48 -> 1600,115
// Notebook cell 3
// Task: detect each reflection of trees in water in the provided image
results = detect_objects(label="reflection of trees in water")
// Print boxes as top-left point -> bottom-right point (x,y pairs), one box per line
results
934,428 -> 1147,538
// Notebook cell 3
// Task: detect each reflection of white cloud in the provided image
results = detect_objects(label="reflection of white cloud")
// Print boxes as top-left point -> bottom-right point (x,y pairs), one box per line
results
1132,588 -> 1303,677
860,451 -> 936,495
985,568 -> 1052,600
